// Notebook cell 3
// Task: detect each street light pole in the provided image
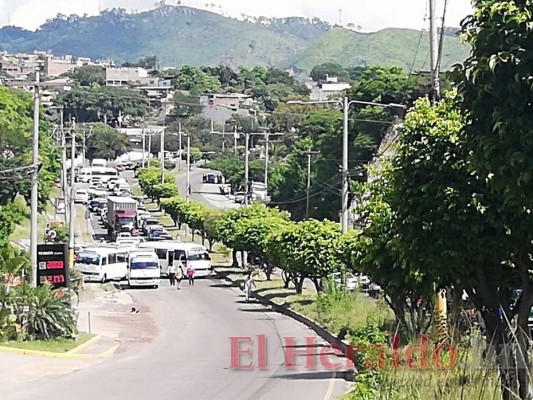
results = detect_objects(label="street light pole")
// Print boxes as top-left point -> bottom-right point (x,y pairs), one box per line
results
30,70 -> 40,287
160,127 -> 165,183
341,96 -> 349,234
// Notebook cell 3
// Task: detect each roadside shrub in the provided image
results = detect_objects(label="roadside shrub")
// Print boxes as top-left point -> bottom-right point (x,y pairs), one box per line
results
9,284 -> 77,341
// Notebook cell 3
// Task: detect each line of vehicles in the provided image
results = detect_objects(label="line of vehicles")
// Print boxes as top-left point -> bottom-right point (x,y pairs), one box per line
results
71,159 -> 212,288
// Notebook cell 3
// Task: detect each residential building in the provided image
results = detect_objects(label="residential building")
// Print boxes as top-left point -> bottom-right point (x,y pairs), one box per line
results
43,54 -> 77,77
106,67 -> 158,86
198,93 -> 255,123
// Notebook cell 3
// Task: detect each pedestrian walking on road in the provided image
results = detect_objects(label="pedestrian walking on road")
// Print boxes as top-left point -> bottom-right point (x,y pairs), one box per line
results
176,260 -> 184,290
187,265 -> 195,286
167,263 -> 177,286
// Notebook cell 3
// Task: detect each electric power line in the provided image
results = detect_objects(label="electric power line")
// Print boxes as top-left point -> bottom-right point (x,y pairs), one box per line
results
409,1 -> 429,77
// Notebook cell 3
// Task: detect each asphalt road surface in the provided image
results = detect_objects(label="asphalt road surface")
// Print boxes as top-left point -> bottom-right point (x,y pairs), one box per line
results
175,166 -> 240,210
7,170 -> 351,400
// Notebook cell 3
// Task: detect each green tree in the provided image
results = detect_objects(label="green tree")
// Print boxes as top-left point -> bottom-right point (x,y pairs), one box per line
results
454,3 -> 533,397
85,124 -> 130,161
152,183 -> 179,205
65,65 -> 105,86
265,219 -> 342,293
310,62 -> 349,81
175,65 -> 222,96
58,86 -> 149,125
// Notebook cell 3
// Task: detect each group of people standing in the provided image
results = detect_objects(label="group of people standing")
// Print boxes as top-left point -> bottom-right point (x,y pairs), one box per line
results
167,260 -> 195,290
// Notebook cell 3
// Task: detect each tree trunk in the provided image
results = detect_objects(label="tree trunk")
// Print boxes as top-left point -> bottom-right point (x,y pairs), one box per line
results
282,271 -> 291,289
294,276 -> 304,295
231,248 -> 238,268
265,263 -> 273,281
241,251 -> 246,269
311,277 -> 322,293
208,239 -> 214,252
201,231 -> 205,246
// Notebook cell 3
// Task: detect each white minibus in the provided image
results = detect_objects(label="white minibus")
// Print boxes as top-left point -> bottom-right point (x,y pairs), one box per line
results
75,245 -> 134,283
127,250 -> 160,288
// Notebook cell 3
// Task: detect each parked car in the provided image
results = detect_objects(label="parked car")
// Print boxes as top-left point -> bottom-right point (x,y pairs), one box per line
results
331,272 -> 359,291
74,189 -> 89,204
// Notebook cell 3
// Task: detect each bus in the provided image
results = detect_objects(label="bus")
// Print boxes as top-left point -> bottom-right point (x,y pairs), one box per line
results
127,250 -> 160,288
75,245 -> 134,283
138,242 -> 182,276
174,243 -> 212,277
139,242 -> 211,277
77,167 -> 119,183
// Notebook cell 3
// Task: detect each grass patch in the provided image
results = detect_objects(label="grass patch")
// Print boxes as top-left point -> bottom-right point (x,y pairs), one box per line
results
0,332 -> 95,353
216,266 -> 389,337
10,188 -> 61,242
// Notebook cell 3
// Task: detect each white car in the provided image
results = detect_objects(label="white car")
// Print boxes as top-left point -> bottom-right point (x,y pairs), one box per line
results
74,189 -> 89,204
331,272 -> 370,291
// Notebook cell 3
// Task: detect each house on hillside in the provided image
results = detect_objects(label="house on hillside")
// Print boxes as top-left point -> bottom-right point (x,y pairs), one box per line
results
199,93 -> 255,123
106,67 -> 159,87
310,75 -> 352,101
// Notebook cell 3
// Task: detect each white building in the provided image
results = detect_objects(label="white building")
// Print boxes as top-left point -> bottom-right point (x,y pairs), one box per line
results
106,67 -> 158,87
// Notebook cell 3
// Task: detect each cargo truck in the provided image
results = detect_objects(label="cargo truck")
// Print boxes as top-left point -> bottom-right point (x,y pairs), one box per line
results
107,196 -> 138,240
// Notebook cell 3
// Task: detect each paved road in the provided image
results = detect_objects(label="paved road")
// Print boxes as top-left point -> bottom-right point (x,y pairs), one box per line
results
176,166 -> 240,210
5,177 -> 351,400
5,276 -> 350,400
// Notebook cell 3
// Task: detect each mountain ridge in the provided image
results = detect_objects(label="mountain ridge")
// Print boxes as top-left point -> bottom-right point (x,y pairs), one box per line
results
0,5 -> 470,71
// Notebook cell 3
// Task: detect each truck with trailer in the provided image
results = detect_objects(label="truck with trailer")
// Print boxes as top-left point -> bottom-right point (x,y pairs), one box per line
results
107,196 -> 138,240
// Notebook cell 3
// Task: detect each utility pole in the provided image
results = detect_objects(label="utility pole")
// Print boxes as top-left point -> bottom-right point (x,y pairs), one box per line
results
60,112 -> 68,225
234,126 -> 238,157
341,96 -> 349,234
148,131 -> 152,168
141,128 -> 146,169
301,148 -> 320,219
244,133 -> 250,206
68,120 -> 77,270
178,122 -> 183,171
160,127 -> 166,183
186,136 -> 191,203
429,0 -> 441,103
82,130 -> 86,167
264,133 -> 270,188
30,70 -> 40,287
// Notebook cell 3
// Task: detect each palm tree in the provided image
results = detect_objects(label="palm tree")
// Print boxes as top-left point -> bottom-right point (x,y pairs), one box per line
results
0,245 -> 29,287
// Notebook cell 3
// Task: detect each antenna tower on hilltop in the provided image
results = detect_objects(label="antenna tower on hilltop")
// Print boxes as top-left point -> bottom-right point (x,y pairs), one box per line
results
338,9 -> 342,24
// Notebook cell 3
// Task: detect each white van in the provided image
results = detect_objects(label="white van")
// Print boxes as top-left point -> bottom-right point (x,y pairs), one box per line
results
92,159 -> 107,168
127,250 -> 160,288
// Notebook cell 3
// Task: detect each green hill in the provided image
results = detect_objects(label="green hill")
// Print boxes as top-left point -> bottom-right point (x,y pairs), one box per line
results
285,27 -> 470,71
0,5 -> 469,72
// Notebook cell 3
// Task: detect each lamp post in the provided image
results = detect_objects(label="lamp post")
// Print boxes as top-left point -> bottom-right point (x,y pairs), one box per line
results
287,98 -> 406,234
238,132 -> 284,206
7,73 -> 68,286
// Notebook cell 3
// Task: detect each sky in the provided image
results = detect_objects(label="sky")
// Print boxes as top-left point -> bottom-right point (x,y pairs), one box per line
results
0,0 -> 474,32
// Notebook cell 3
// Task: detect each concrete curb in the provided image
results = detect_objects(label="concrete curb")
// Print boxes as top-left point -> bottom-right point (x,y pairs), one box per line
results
0,337 -> 119,360
215,269 -> 351,363
66,334 -> 100,354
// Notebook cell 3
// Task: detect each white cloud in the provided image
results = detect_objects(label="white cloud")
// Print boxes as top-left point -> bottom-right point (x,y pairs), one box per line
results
0,0 -> 473,32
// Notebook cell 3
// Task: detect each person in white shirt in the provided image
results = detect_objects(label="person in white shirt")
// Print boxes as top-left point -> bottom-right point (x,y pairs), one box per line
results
167,264 -> 177,286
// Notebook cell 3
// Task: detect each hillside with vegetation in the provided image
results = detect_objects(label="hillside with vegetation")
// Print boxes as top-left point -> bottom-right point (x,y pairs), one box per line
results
0,5 -> 469,71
